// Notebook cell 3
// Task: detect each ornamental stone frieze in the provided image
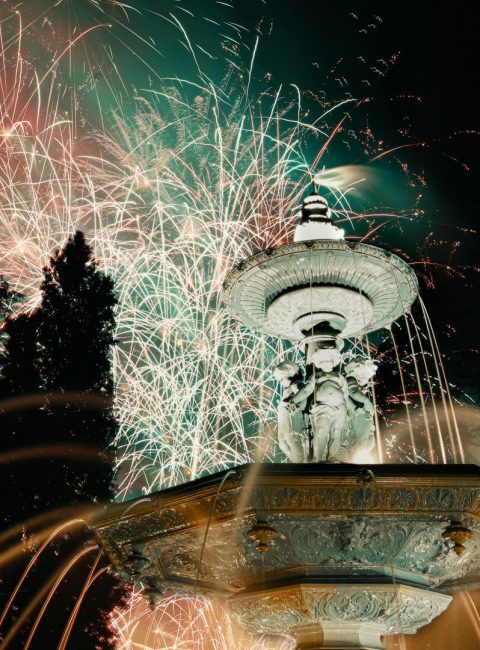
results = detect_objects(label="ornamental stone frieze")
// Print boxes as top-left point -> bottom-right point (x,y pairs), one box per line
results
93,464 -> 480,603
229,583 -> 451,647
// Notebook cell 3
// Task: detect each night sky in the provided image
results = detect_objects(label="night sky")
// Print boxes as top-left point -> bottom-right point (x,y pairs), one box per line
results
253,2 -> 480,227
0,2 -> 478,475
257,2 -> 480,391
12,2 -> 480,228
2,0 -> 480,468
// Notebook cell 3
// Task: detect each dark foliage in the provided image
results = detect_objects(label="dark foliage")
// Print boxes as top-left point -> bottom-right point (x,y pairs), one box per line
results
0,277 -> 23,322
1,311 -> 41,395
0,234 -> 128,649
39,230 -> 116,396
37,230 -> 118,505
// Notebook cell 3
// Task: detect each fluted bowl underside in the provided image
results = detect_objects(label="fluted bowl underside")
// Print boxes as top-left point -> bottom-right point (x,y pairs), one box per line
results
222,241 -> 419,339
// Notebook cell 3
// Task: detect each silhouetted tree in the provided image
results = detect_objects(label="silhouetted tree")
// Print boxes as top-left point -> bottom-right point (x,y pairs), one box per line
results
39,231 -> 116,396
0,278 -> 32,524
37,230 -> 118,503
0,237 -> 127,649
0,311 -> 41,396
0,277 -> 22,323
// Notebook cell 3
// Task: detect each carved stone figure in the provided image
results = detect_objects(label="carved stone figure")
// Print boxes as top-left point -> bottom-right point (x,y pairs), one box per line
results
274,361 -> 306,462
288,346 -> 350,462
344,357 -> 378,458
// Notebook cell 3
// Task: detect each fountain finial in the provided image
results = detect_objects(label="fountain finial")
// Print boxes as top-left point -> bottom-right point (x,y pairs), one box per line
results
294,185 -> 345,242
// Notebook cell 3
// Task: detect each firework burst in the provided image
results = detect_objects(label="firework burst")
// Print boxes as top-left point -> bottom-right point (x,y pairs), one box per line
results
111,590 -> 294,649
1,3 -> 472,498
1,6 -> 479,649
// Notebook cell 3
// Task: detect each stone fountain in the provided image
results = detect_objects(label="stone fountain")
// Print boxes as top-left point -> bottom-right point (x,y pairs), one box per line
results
93,188 -> 480,649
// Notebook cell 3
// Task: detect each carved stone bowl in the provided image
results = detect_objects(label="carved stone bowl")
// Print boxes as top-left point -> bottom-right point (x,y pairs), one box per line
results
221,241 -> 419,340
92,464 -> 480,648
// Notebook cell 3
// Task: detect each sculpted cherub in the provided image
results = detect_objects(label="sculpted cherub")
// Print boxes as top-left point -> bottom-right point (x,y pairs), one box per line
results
274,360 -> 306,462
288,345 -> 350,462
344,357 -> 378,457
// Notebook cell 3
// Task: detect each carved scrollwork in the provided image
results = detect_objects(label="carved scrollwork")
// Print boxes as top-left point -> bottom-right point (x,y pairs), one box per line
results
311,487 -> 340,509
460,489 -> 480,512
351,486 -> 378,509
424,488 -> 455,510
381,590 -> 452,634
271,487 -> 306,510
91,468 -> 480,605
288,521 -> 344,563
213,490 -> 240,514
231,591 -> 309,634
230,584 -> 451,637
305,589 -> 391,622
388,488 -> 417,509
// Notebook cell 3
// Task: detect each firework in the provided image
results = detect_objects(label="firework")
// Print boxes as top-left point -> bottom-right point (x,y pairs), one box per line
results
1,9 -> 382,498
1,3 -> 474,495
111,590 -> 294,650
1,5 -> 479,649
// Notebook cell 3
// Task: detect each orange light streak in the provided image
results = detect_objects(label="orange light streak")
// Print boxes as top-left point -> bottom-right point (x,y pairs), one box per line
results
23,545 -> 98,650
57,552 -> 106,650
0,546 -> 97,648
0,518 -> 87,628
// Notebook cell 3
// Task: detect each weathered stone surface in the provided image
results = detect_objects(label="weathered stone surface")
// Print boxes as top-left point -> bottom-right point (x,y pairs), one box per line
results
92,464 -> 480,647
229,583 -> 451,645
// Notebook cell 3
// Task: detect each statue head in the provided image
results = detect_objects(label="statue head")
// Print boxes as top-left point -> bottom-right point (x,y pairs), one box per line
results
344,357 -> 378,387
311,347 -> 342,372
274,360 -> 301,387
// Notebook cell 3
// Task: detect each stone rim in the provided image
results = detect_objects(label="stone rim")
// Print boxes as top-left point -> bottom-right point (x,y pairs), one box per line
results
222,240 -> 419,340
91,464 -> 480,602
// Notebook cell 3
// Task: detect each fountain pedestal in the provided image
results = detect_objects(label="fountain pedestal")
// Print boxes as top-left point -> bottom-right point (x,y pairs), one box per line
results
230,582 -> 451,649
92,464 -> 480,649
293,623 -> 388,650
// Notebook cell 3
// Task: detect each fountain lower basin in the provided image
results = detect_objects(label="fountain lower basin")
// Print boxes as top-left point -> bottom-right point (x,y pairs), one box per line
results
92,464 -> 480,648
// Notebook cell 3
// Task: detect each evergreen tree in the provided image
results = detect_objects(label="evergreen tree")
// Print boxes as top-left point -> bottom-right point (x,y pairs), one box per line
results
0,278 -> 32,524
0,285 -> 46,645
39,230 -> 116,395
0,311 -> 41,396
37,230 -> 118,503
0,276 -> 23,359
0,276 -> 22,323
0,237 -> 127,649
0,310 -> 41,476
33,231 -> 125,648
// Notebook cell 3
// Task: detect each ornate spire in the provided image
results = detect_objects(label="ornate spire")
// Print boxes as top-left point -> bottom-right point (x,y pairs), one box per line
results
294,185 -> 345,242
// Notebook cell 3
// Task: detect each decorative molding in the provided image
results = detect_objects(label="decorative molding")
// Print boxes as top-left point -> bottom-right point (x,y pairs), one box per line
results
91,465 -> 480,646
221,240 -> 418,339
92,467 -> 480,597
229,583 -> 451,641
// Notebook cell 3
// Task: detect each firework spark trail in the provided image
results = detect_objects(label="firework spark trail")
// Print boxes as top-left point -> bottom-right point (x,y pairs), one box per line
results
2,11 -> 301,497
86,83 -> 379,498
1,6 -> 479,648
0,14 -> 87,303
0,33 -> 470,500
1,4 -> 476,500
111,590 -> 294,649
0,22 -> 347,498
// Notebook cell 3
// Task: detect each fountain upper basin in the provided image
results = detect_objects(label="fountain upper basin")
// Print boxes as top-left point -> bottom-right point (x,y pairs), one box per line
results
222,240 -> 419,340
